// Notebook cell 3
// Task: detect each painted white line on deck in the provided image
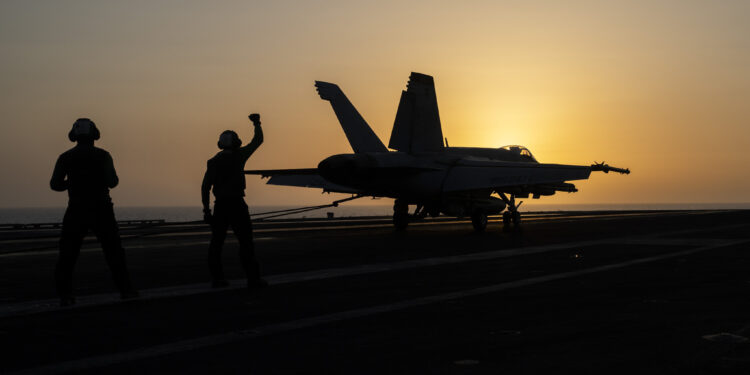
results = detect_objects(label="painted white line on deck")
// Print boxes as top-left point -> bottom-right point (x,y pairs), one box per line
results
0,239 -> 607,318
0,210 -> 715,254
0,213 -> 559,242
615,238 -> 736,247
0,229 -> 744,319
8,238 -> 747,375
0,238 -> 276,259
0,211 -> 741,260
143,211 -> 699,238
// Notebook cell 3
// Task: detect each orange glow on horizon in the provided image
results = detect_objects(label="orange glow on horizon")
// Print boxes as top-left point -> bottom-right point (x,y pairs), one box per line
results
1,1 -> 749,207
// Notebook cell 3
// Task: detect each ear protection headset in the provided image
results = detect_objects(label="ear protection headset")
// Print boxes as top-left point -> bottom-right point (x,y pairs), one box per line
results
68,118 -> 100,142
218,130 -> 242,150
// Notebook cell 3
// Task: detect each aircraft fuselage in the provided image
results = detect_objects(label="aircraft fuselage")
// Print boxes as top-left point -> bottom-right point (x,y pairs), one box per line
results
317,146 -> 550,217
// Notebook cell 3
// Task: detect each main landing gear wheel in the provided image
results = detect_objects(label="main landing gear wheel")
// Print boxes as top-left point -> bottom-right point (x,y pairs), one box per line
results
502,211 -> 512,231
502,211 -> 522,232
393,200 -> 409,231
512,211 -> 521,226
393,212 -> 409,231
471,212 -> 488,232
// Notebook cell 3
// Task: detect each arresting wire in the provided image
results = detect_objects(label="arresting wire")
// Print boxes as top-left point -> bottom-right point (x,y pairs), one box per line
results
250,195 -> 364,221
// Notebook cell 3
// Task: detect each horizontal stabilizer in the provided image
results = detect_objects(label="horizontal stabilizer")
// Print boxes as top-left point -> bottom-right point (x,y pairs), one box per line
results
315,81 -> 388,154
245,168 -> 361,194
267,174 -> 362,194
245,168 -> 319,178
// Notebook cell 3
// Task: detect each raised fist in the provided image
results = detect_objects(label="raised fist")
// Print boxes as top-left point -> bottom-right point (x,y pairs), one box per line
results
248,113 -> 260,124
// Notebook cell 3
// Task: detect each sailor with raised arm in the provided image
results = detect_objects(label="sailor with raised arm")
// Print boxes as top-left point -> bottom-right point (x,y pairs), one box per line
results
201,113 -> 267,290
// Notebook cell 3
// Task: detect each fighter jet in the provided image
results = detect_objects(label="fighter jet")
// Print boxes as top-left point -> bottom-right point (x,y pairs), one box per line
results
246,72 -> 629,231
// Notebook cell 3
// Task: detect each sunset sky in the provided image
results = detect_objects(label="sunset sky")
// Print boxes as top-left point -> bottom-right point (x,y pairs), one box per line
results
1,0 -> 749,208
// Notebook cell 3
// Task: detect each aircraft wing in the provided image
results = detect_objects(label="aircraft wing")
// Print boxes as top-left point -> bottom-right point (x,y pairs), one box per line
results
245,169 -> 362,194
441,160 -> 595,192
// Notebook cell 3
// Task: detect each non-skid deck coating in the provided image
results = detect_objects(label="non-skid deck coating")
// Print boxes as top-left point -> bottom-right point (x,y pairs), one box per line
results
1,210 -> 749,374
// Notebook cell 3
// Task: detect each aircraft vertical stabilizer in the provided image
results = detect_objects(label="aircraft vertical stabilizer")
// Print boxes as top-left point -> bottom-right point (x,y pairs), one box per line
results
315,81 -> 388,154
388,72 -> 445,153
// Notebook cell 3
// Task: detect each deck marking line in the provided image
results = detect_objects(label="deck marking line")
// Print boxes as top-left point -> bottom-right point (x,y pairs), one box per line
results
0,211 -> 736,257
0,210 -> 694,245
0,238 -> 611,318
1,223 -> 748,318
0,238 -> 276,259
7,239 -> 747,375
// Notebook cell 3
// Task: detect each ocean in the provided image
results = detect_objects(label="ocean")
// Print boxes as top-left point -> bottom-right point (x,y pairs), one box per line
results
1,203 -> 748,225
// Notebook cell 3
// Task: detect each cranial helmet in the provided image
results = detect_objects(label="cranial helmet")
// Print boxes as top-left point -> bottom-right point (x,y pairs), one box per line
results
68,118 -> 100,142
218,130 -> 241,150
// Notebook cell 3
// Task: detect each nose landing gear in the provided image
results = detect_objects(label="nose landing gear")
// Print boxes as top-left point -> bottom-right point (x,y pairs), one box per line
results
499,193 -> 522,232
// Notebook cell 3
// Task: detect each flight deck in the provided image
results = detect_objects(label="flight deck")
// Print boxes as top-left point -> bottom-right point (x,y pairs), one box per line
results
1,210 -> 750,374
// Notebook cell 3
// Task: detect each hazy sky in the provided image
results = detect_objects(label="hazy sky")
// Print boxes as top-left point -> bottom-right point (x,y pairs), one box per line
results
1,0 -> 749,208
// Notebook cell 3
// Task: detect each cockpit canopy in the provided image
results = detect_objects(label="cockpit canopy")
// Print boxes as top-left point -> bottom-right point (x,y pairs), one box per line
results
500,145 -> 537,162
